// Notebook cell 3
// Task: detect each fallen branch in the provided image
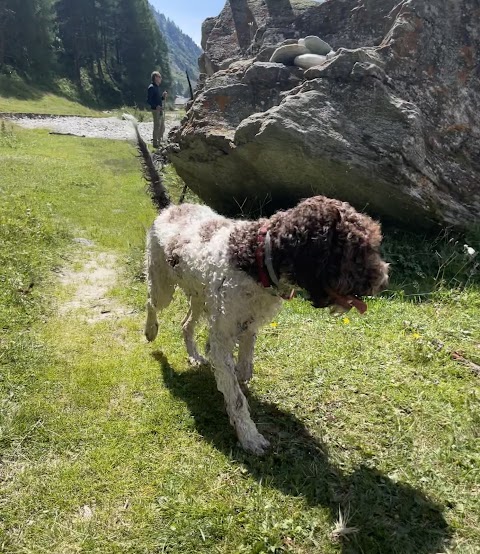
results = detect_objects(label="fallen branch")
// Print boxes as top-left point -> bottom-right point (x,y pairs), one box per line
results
451,351 -> 480,377
49,131 -> 85,137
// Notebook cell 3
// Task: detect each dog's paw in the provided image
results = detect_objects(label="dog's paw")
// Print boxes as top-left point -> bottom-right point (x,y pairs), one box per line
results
240,433 -> 270,456
188,354 -> 208,367
145,321 -> 159,342
239,381 -> 250,396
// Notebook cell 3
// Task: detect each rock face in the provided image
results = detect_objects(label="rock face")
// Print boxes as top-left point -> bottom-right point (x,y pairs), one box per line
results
170,0 -> 480,229
199,0 -> 318,75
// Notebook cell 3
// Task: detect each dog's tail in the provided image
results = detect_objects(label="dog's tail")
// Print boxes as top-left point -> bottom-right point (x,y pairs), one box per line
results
125,114 -> 171,211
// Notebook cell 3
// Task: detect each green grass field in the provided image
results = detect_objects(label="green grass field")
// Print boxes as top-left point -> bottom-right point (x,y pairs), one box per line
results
0,123 -> 479,553
0,74 -> 107,117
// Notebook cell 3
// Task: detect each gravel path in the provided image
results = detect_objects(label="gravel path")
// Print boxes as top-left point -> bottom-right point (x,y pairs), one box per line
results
3,113 -> 179,142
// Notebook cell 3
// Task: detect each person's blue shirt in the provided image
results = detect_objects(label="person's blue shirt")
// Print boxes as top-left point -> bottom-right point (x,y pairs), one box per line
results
147,83 -> 163,109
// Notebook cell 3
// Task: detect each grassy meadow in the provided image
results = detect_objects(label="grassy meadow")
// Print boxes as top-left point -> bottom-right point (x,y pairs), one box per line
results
0,122 -> 479,554
0,74 -> 108,117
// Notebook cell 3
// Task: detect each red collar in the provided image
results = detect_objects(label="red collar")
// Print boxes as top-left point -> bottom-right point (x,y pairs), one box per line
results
255,225 -> 295,300
255,225 -> 272,288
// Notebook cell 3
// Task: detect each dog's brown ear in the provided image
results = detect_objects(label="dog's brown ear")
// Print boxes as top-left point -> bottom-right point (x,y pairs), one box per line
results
368,221 -> 383,249
323,206 -> 341,257
329,206 -> 342,231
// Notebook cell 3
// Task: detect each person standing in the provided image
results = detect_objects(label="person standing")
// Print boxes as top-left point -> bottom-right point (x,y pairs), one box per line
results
147,71 -> 168,148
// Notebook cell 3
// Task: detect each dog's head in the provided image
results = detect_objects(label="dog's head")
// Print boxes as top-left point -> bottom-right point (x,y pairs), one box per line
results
271,196 -> 389,313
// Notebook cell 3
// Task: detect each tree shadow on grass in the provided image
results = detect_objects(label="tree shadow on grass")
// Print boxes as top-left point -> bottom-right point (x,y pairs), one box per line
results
154,351 -> 450,554
0,73 -> 114,110
0,74 -> 45,101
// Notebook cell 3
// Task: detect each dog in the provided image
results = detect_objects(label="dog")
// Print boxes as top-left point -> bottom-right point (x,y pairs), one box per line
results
132,121 -> 389,455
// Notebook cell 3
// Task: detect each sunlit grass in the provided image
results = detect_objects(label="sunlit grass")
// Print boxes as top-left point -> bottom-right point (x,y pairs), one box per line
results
0,124 -> 479,553
0,74 -> 105,116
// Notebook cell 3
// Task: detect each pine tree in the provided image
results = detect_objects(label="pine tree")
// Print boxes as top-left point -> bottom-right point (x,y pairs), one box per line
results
115,0 -> 171,104
0,0 -> 54,76
55,0 -> 99,82
0,0 -> 173,106
96,0 -> 116,69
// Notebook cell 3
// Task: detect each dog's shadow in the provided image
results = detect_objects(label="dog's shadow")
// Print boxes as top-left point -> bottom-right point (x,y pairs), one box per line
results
154,352 -> 450,554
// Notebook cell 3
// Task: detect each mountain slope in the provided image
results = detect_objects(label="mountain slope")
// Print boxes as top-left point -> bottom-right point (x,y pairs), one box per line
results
151,8 -> 202,97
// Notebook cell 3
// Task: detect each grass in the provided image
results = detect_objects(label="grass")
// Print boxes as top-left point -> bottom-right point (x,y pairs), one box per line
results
0,123 -> 479,553
0,73 -> 108,117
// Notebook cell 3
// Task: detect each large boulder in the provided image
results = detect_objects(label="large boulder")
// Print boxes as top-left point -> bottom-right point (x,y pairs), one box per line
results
171,0 -> 480,229
200,0 -> 319,75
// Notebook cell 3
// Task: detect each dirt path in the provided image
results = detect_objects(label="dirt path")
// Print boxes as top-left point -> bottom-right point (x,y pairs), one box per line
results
3,113 -> 179,141
58,246 -> 131,324
4,111 -> 161,326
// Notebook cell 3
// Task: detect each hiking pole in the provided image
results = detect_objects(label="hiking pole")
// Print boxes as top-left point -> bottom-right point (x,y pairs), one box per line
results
186,70 -> 194,100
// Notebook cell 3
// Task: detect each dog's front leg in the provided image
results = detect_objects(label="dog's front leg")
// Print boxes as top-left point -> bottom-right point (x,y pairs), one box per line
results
145,238 -> 174,342
209,328 -> 269,455
236,331 -> 256,387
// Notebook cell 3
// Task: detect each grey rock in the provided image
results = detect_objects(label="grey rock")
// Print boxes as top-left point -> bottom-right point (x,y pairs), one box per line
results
256,46 -> 277,62
73,238 -> 95,247
351,62 -> 392,85
201,0 -> 317,72
242,62 -> 295,85
304,35 -> 332,55
198,52 -> 217,77
293,53 -> 327,69
280,38 -> 299,46
303,65 -> 326,80
270,43 -> 309,64
303,47 -> 384,80
201,17 -> 217,51
169,0 -> 480,229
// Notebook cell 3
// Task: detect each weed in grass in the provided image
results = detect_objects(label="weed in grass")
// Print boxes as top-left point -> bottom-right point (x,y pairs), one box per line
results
331,506 -> 358,541
0,120 -> 19,147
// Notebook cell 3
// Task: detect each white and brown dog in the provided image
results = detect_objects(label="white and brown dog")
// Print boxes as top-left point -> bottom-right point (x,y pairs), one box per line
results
133,122 -> 389,455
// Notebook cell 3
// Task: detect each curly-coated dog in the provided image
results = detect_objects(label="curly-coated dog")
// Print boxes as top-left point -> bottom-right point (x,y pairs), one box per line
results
132,122 -> 389,455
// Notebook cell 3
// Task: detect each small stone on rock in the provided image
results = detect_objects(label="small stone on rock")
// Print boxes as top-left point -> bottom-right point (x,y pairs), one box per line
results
294,53 -> 327,69
304,35 -> 333,56
270,44 -> 309,65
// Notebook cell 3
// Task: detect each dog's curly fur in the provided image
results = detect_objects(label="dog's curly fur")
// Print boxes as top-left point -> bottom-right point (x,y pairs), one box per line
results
132,121 -> 389,455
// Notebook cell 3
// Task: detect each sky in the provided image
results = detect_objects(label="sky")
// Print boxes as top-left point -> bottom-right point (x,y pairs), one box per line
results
151,1 -> 227,46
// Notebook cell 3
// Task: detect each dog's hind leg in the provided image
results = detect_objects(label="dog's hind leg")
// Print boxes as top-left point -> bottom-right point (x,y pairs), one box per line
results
209,325 -> 270,455
236,330 -> 257,387
182,295 -> 207,365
